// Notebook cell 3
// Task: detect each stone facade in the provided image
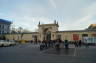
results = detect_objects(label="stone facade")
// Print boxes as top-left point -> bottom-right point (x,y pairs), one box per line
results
5,22 -> 96,42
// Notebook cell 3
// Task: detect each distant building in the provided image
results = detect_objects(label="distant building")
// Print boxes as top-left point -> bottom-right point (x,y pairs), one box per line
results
0,19 -> 11,34
87,24 -> 96,30
5,20 -> 96,43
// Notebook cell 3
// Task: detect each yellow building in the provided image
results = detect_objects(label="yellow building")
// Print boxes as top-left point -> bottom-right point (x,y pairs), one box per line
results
5,21 -> 96,43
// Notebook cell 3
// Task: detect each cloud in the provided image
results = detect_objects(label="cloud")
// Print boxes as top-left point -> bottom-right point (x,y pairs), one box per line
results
74,15 -> 92,25
58,1 -> 96,31
59,14 -> 96,30
0,0 -> 96,31
83,2 -> 96,16
59,15 -> 94,30
49,0 -> 56,8
72,2 -> 96,29
11,16 -> 54,31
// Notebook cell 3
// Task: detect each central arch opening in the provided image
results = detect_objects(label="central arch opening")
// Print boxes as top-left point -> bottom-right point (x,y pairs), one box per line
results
46,32 -> 51,40
43,28 -> 51,41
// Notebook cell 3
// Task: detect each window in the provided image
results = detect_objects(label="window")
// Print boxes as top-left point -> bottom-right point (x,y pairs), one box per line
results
82,34 -> 88,37
57,34 -> 61,40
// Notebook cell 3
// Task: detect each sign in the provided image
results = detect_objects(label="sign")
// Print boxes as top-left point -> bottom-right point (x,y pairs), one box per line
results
73,34 -> 79,40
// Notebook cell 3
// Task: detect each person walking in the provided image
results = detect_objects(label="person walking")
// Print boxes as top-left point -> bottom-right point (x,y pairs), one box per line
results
55,40 -> 60,53
64,40 -> 69,49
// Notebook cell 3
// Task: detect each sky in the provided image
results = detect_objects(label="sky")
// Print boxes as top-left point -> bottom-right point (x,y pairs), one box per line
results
0,0 -> 96,31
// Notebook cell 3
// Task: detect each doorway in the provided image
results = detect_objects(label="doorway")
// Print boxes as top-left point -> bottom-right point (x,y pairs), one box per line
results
46,32 -> 51,40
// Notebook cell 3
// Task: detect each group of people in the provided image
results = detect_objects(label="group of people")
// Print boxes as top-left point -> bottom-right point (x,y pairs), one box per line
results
39,39 -> 70,51
35,39 -> 90,51
74,40 -> 82,47
40,40 -> 58,50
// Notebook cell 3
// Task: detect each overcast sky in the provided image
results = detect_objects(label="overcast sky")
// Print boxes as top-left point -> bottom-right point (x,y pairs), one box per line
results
0,0 -> 96,31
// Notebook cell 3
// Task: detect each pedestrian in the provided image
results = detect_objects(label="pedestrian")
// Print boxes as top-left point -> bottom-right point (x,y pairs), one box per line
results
74,41 -> 78,47
40,42 -> 43,50
55,40 -> 60,52
44,40 -> 47,48
79,40 -> 82,47
64,40 -> 69,49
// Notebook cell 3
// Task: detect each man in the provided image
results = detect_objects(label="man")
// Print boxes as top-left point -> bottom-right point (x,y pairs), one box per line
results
64,40 -> 69,49
55,39 -> 60,52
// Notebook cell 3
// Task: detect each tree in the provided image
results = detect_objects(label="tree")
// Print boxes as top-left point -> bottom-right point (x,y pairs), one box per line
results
18,27 -> 23,33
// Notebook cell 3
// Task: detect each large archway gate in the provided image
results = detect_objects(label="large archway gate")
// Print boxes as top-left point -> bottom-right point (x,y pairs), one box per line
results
43,28 -> 51,41
38,21 -> 59,41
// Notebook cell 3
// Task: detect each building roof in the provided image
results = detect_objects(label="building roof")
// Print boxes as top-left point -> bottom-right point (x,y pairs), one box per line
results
91,24 -> 96,27
87,24 -> 96,30
57,29 -> 96,33
0,19 -> 11,24
38,23 -> 59,27
57,24 -> 96,33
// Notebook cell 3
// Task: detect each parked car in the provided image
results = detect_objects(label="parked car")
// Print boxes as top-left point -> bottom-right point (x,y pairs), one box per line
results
0,41 -> 4,47
0,40 -> 10,47
8,40 -> 16,46
0,40 -> 16,47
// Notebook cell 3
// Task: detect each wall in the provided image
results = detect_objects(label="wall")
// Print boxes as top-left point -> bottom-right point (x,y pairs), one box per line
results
5,31 -> 96,42
5,33 -> 38,41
